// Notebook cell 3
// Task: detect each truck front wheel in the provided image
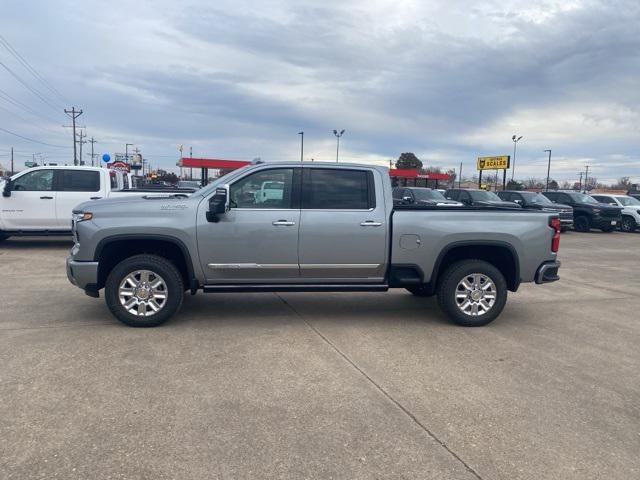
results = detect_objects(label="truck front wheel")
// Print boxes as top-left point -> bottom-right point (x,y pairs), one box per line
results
437,260 -> 507,327
105,254 -> 184,327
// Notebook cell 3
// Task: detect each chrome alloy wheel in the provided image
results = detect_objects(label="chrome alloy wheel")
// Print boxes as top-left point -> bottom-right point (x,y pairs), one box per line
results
455,273 -> 497,317
118,270 -> 168,317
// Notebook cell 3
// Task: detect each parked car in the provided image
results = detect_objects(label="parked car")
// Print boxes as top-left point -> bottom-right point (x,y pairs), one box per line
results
444,188 -> 521,208
393,187 -> 463,206
67,162 -> 561,328
498,191 -> 574,231
590,194 -> 640,232
0,166 -> 192,241
541,191 -> 622,232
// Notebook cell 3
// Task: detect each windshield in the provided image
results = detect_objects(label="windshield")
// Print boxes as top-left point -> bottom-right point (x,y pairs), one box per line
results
616,196 -> 640,206
520,192 -> 554,205
469,190 -> 502,202
411,188 -> 447,201
568,192 -> 598,204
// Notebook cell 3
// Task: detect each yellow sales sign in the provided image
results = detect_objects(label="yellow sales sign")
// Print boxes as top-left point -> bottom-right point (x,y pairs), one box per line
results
477,155 -> 510,170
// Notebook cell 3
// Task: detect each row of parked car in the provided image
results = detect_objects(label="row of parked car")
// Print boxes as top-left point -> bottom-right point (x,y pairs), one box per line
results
392,186 -> 640,233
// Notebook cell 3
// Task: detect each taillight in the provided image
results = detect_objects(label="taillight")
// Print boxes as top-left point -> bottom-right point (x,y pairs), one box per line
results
550,217 -> 560,252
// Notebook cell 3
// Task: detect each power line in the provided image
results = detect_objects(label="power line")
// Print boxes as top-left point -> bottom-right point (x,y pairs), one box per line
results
0,60 -> 62,113
0,87 -> 62,125
0,34 -> 68,104
0,126 -> 71,148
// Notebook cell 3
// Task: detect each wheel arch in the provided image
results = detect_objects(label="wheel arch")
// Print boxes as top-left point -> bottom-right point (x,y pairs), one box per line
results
94,234 -> 197,292
431,241 -> 520,293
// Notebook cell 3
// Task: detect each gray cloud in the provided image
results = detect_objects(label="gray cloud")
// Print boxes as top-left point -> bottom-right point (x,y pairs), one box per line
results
0,0 -> 639,183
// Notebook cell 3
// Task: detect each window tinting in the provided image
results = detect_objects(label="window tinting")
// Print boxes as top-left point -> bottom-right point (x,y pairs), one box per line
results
230,168 -> 294,209
303,169 -> 371,209
60,170 -> 100,192
13,169 -> 54,191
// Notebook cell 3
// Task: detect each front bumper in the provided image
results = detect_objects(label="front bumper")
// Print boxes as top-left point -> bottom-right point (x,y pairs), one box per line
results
535,261 -> 561,284
66,256 -> 99,296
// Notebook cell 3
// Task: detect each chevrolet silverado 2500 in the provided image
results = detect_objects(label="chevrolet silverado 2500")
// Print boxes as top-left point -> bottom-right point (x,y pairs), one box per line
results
66,162 -> 561,327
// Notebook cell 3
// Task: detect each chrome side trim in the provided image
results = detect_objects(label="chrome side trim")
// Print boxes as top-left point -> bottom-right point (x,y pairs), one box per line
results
300,264 -> 381,269
207,263 -> 297,269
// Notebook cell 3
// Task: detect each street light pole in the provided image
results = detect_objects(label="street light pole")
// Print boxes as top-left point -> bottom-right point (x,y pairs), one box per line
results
544,149 -> 552,191
298,131 -> 304,162
584,165 -> 590,193
511,135 -> 523,181
333,129 -> 345,162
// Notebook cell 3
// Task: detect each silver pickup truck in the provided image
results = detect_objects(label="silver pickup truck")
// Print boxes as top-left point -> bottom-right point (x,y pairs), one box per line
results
66,162 -> 561,328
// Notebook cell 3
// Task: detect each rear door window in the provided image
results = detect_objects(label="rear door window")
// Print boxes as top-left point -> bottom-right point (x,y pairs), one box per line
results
60,170 -> 100,192
302,168 -> 373,210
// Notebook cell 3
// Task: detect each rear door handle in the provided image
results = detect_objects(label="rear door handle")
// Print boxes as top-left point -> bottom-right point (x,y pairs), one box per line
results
40,196 -> 53,200
360,221 -> 382,227
90,196 -> 102,200
272,220 -> 296,226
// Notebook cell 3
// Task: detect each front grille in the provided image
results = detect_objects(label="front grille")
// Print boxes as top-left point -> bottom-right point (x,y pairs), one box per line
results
560,211 -> 573,220
601,209 -> 620,218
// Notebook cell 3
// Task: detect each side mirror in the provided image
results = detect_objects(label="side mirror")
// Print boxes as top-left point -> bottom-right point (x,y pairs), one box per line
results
206,185 -> 230,223
402,196 -> 413,203
514,199 -> 522,204
2,178 -> 12,197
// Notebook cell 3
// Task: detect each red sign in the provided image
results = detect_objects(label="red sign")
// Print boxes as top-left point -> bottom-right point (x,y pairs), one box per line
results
107,161 -> 131,172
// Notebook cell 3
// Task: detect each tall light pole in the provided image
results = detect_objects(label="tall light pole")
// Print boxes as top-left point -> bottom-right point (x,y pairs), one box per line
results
298,131 -> 304,162
511,135 -> 523,181
333,129 -> 345,162
125,143 -> 134,164
544,149 -> 552,191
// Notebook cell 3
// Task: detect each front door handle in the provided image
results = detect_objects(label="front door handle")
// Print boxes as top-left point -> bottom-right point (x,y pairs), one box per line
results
40,196 -> 53,200
360,221 -> 382,227
272,220 -> 296,226
90,196 -> 102,200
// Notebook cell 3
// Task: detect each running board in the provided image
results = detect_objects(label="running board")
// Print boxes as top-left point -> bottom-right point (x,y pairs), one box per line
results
202,284 -> 389,293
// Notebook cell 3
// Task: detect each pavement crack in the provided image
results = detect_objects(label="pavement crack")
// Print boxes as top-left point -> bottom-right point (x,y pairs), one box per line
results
275,293 -> 484,480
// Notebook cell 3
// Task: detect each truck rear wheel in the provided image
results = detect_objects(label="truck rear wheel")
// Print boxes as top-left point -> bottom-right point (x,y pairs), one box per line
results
437,260 -> 507,327
105,254 -> 184,327
574,216 -> 590,232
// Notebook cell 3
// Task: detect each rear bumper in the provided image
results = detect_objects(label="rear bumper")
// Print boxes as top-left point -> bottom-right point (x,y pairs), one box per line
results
535,261 -> 561,284
66,256 -> 99,295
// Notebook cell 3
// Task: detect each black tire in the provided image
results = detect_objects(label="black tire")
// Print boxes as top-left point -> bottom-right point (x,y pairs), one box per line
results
105,254 -> 184,327
406,284 -> 434,297
620,216 -> 636,233
437,260 -> 507,327
0,233 -> 9,242
574,216 -> 590,232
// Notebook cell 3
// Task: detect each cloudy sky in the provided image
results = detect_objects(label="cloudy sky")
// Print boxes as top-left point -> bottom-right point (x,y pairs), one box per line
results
0,0 -> 638,183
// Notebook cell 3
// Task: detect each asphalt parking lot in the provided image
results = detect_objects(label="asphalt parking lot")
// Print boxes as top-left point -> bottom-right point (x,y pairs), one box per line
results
1,232 -> 639,480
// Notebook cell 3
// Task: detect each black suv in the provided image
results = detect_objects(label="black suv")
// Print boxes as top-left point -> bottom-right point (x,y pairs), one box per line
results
498,191 -> 574,231
541,191 -> 622,232
444,188 -> 521,208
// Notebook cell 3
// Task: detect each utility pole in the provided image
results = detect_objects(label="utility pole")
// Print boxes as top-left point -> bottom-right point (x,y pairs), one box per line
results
88,137 -> 97,167
578,172 -> 583,191
544,149 -> 552,191
189,146 -> 193,180
333,129 -> 345,162
76,129 -> 87,165
298,131 -> 304,162
10,147 -> 13,175
584,165 -> 590,193
459,162 -> 462,188
64,107 -> 83,165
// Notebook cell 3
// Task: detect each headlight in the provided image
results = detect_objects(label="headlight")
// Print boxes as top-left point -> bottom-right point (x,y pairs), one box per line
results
72,212 -> 93,223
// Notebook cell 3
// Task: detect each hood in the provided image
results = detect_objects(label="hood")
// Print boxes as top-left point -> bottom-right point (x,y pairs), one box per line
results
594,202 -> 623,211
416,199 -> 463,206
73,193 -> 198,214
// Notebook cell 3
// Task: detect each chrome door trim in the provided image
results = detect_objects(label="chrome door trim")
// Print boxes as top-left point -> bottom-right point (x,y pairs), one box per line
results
208,263 -> 298,270
300,264 -> 381,269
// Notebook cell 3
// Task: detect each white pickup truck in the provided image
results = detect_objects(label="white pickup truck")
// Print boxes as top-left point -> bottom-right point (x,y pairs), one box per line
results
0,166 -> 192,240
